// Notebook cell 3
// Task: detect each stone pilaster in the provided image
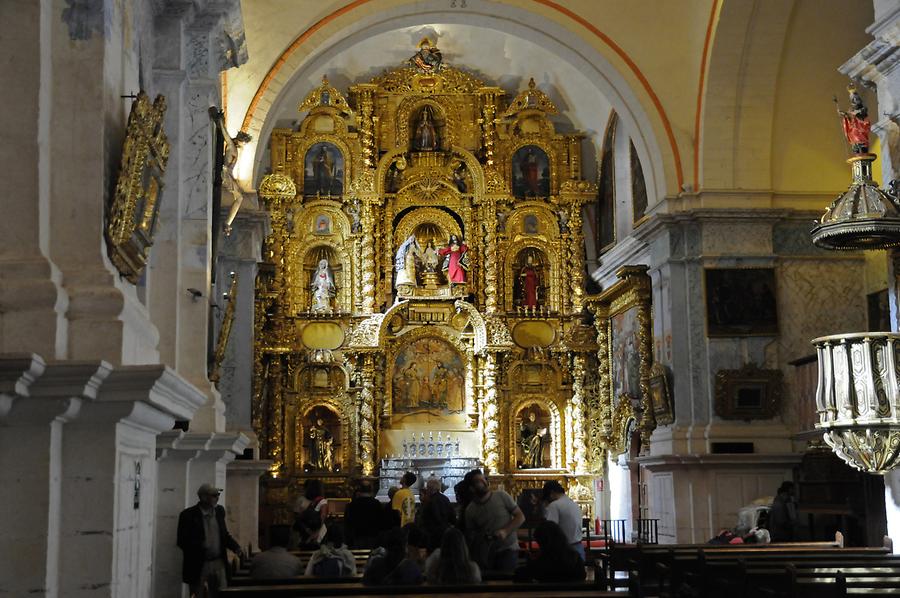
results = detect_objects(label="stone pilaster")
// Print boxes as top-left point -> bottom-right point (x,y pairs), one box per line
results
226,458 -> 273,553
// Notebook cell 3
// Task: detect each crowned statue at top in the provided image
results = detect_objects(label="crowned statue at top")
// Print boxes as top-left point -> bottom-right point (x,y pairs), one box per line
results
837,84 -> 871,155
410,37 -> 443,73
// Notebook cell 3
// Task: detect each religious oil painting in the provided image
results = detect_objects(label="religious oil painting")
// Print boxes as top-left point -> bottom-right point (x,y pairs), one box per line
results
313,213 -> 332,235
392,337 -> 464,413
523,213 -> 539,234
512,145 -> 550,198
610,306 -> 641,402
705,268 -> 778,336
304,142 -> 344,197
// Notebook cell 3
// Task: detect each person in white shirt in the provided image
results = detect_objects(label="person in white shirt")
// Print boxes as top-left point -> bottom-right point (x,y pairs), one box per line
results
542,480 -> 585,560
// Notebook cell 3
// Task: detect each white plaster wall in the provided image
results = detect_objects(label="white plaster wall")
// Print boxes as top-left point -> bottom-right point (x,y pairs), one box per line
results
607,454 -> 632,539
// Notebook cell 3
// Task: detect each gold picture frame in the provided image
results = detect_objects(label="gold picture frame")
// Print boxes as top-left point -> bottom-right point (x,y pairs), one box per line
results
649,362 -> 673,425
585,265 -> 653,457
714,363 -> 782,420
106,91 -> 169,283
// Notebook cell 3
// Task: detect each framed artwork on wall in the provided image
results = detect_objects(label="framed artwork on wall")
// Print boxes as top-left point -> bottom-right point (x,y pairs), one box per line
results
648,363 -> 673,425
714,363 -> 782,420
705,268 -> 778,336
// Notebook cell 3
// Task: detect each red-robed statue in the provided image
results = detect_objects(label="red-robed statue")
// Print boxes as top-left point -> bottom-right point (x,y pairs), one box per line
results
438,234 -> 469,284
522,148 -> 540,196
518,255 -> 542,308
837,84 -> 871,154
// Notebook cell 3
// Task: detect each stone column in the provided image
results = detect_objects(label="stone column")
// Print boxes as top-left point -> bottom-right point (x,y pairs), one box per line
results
0,0 -> 67,360
55,365 -> 206,598
216,207 -> 268,434
226,458 -> 272,553
0,357 -> 109,597
153,431 -> 199,598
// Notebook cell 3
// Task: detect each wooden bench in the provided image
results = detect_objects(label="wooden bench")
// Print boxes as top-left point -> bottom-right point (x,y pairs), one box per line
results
220,579 -> 618,597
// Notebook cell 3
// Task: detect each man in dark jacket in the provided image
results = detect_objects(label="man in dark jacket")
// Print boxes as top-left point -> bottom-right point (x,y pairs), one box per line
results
417,477 -> 456,551
177,483 -> 244,597
345,481 -> 386,548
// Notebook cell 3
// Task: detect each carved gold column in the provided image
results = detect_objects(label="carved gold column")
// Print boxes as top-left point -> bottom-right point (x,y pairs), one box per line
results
465,348 -> 477,425
568,199 -> 585,314
636,289 -> 655,447
481,198 -> 498,313
259,174 -> 297,318
355,84 -> 377,168
570,353 -> 588,472
482,352 -> 500,472
478,87 -> 502,168
591,305 -> 612,454
358,353 -> 376,475
360,199 -> 379,313
269,355 -> 285,473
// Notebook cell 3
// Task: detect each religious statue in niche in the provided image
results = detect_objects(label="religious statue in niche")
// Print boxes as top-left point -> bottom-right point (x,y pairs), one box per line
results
392,337 -> 465,413
512,145 -> 550,198
836,84 -> 870,154
438,234 -> 469,285
386,157 -> 406,193
516,253 -> 544,309
304,142 -> 344,196
413,106 -> 439,151
452,161 -> 468,193
422,239 -> 441,273
208,108 -> 252,236
307,417 -> 334,471
519,408 -> 550,469
310,258 -> 336,313
395,234 -> 423,292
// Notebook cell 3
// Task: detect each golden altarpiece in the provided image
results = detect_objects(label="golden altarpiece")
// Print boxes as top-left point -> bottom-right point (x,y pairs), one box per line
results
253,41 -> 656,517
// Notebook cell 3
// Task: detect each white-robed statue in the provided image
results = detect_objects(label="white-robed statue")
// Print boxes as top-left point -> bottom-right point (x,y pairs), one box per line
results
310,259 -> 336,313
395,234 -> 422,291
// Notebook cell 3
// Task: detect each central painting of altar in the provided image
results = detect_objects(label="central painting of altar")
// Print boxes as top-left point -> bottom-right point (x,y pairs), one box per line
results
251,39 -> 646,520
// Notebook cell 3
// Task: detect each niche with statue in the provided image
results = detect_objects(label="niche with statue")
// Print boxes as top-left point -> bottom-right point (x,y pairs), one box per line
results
303,406 -> 341,472
515,403 -> 552,469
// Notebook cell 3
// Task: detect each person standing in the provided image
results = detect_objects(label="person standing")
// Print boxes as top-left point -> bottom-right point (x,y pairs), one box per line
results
392,472 -> 418,527
542,480 -> 585,560
177,483 -> 244,597
417,477 -> 457,552
345,481 -> 385,549
768,481 -> 798,542
464,470 -> 525,573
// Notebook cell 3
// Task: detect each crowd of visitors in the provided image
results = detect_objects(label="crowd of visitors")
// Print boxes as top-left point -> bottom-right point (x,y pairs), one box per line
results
178,471 -> 589,595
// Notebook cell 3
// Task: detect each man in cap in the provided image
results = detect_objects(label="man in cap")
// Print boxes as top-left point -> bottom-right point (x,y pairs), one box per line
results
177,483 -> 244,597
542,480 -> 585,561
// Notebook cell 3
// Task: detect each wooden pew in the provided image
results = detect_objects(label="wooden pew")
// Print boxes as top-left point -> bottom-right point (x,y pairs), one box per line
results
220,579 -> 618,597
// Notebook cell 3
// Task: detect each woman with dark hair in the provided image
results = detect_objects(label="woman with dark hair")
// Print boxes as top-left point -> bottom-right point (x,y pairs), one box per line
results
514,520 -> 585,582
425,527 -> 481,584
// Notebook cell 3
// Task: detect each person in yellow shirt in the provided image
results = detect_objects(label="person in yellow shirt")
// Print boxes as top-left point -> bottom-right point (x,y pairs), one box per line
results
392,472 -> 418,527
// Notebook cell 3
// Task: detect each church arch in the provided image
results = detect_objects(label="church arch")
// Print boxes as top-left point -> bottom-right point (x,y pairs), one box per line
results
240,1 -> 676,201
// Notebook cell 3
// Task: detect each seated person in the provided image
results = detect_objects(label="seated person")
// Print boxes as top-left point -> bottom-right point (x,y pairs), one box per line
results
305,525 -> 357,577
250,525 -> 304,580
514,520 -> 586,583
362,525 -> 426,585
425,527 -> 481,584
417,477 -> 457,553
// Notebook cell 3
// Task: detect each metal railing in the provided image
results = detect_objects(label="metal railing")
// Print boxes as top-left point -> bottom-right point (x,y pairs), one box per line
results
590,518 -> 660,545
